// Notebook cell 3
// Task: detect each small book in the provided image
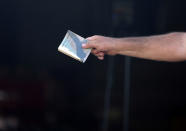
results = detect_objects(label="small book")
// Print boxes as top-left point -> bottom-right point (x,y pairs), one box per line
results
58,30 -> 91,63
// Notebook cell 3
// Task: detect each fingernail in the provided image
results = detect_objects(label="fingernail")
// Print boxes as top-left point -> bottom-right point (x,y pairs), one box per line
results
82,44 -> 86,47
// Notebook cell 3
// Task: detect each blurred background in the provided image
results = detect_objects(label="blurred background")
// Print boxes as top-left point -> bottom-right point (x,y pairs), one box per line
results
1,0 -> 186,131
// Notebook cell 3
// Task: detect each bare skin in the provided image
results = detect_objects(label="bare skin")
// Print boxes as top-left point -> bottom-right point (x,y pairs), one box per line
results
82,32 -> 186,62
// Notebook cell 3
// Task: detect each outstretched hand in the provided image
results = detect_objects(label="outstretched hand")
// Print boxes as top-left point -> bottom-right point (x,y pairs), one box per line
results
82,35 -> 118,60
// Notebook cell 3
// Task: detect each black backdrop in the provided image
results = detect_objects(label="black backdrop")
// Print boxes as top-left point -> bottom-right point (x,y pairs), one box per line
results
1,0 -> 186,131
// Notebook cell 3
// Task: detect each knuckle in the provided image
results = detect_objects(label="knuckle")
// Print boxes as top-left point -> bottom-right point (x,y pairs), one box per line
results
93,35 -> 100,39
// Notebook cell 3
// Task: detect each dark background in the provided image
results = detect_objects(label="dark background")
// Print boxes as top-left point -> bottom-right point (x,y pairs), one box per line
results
1,0 -> 186,131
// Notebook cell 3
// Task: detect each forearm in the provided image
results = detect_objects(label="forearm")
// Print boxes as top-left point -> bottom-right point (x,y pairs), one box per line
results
114,32 -> 186,62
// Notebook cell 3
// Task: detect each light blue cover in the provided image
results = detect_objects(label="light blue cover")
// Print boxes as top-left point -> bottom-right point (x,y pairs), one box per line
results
58,30 -> 91,62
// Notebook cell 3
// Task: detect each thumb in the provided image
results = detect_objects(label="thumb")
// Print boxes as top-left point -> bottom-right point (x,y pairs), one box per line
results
82,41 -> 96,49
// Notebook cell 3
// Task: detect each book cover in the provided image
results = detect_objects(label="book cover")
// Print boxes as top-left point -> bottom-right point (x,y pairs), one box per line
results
58,30 -> 91,63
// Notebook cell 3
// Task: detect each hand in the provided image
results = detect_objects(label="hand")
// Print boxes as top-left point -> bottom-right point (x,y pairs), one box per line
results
82,35 -> 117,60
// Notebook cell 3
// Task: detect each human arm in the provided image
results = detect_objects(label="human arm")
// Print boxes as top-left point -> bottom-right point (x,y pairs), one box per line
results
82,32 -> 186,62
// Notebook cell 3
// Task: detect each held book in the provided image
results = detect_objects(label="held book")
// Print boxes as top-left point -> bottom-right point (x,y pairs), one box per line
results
58,30 -> 91,63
